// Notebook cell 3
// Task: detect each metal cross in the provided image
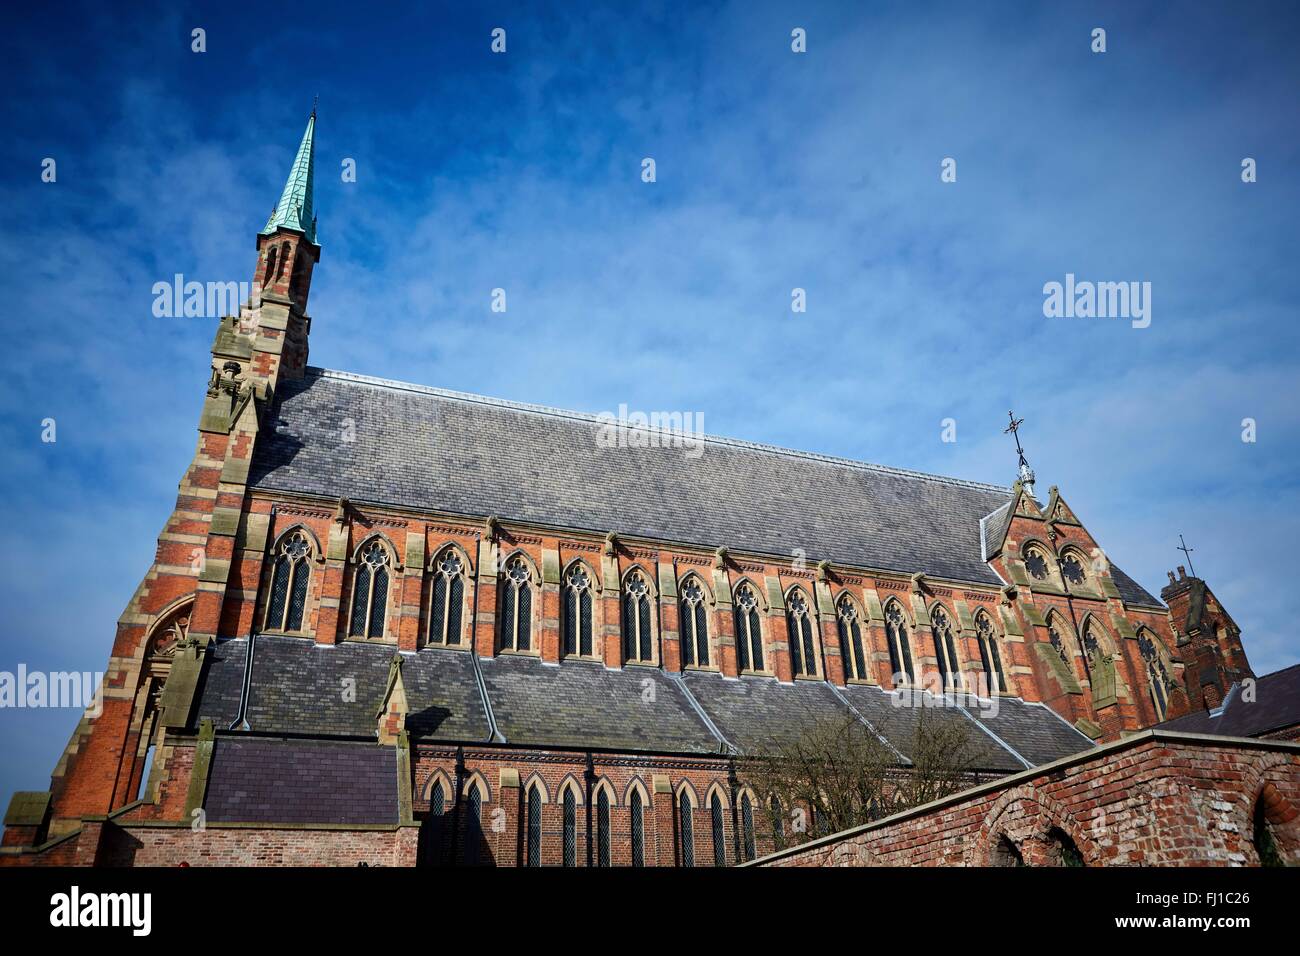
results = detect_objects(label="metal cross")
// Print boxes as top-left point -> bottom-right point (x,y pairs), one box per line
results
1004,410 -> 1028,465
1177,534 -> 1197,578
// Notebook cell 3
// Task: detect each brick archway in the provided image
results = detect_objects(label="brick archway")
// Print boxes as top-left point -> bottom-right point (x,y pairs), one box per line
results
972,784 -> 1098,867
1241,757 -> 1300,865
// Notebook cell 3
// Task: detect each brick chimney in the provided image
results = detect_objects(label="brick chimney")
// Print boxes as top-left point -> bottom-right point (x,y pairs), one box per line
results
1161,569 -> 1252,712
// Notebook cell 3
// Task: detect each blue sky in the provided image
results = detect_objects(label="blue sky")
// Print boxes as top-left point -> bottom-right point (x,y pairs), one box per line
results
1,0 -> 1298,801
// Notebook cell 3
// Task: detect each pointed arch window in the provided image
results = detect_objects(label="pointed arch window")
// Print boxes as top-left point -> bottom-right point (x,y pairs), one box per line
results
771,796 -> 786,850
975,610 -> 1006,694
465,782 -> 483,867
629,788 -> 646,867
266,530 -> 312,632
622,570 -> 654,663
428,548 -> 466,646
348,539 -> 391,639
734,583 -> 764,672
786,591 -> 817,677
1047,616 -> 1072,669
562,786 -> 578,867
711,792 -> 727,867
596,788 -> 612,867
885,602 -> 915,685
679,577 -> 710,667
1080,622 -> 1100,681
420,778 -> 447,866
526,783 -> 543,867
740,793 -> 756,862
499,556 -> 533,651
679,795 -> 695,867
1138,630 -> 1173,720
562,564 -> 595,658
929,605 -> 961,688
837,596 -> 868,681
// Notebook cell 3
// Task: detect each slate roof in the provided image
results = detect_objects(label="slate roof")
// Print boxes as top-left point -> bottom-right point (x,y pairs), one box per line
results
194,636 -> 491,741
955,694 -> 1095,767
192,634 -> 1095,772
477,654 -> 721,752
1157,663 -> 1300,739
837,684 -> 1028,773
249,368 -> 1162,607
252,369 -> 1015,585
204,736 -> 397,825
680,673 -> 860,753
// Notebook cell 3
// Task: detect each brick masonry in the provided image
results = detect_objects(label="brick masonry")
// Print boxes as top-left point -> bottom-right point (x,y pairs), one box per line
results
755,731 -> 1300,867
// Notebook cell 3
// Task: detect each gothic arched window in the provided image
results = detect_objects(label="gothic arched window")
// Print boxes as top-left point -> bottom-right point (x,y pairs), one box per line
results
562,786 -> 578,867
1138,629 -> 1172,720
427,547 -> 467,646
348,539 -> 391,639
771,796 -> 786,850
975,610 -> 1006,694
739,793 -> 756,862
562,564 -> 595,658
786,590 -> 817,677
1047,615 -> 1072,669
596,788 -> 612,868
465,782 -> 483,866
711,792 -> 727,867
622,570 -> 654,663
930,605 -> 961,688
526,783 -> 542,867
679,794 -> 696,867
733,583 -> 764,672
499,555 -> 533,652
679,576 -> 710,667
630,788 -> 646,867
266,530 -> 312,632
837,595 -> 868,681
885,601 -> 915,685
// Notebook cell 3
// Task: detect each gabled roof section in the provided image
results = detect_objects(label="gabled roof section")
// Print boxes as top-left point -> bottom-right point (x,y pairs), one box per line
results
251,369 -> 1015,586
1158,663 -> 1300,739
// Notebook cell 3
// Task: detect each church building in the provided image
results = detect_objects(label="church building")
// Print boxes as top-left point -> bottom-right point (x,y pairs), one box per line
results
3,114 -> 1296,868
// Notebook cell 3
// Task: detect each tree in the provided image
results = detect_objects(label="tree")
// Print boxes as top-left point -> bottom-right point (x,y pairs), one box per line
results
747,704 -> 984,848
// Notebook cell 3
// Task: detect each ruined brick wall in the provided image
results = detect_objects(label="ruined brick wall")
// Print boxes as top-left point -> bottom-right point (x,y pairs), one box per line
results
757,733 -> 1300,867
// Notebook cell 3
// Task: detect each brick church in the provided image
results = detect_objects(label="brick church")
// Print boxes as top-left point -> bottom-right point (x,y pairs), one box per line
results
3,114 -> 1298,867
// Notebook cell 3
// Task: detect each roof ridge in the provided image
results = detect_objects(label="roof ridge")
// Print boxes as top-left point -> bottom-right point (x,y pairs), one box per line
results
304,367 -> 1013,496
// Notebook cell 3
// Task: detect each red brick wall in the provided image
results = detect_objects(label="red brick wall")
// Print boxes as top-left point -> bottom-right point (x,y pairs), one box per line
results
757,733 -> 1300,867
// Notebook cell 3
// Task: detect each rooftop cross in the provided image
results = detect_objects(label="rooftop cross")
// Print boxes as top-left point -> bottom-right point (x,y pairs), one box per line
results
1177,534 -> 1197,578
1004,410 -> 1036,495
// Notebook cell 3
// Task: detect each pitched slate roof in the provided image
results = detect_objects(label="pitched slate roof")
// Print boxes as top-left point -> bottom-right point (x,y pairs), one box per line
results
194,636 -> 491,741
249,368 -> 1162,607
251,369 -> 1016,585
836,684 -> 1028,773
955,695 -> 1095,767
1157,663 -> 1300,739
680,673 -> 859,753
477,654 -> 721,752
204,736 -> 397,825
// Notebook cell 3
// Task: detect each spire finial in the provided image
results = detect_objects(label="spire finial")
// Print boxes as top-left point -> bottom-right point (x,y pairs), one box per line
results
1004,410 -> 1035,498
311,94 -> 318,119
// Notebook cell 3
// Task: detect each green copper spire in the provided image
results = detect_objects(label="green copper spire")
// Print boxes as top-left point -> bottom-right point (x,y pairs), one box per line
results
261,109 -> 317,244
